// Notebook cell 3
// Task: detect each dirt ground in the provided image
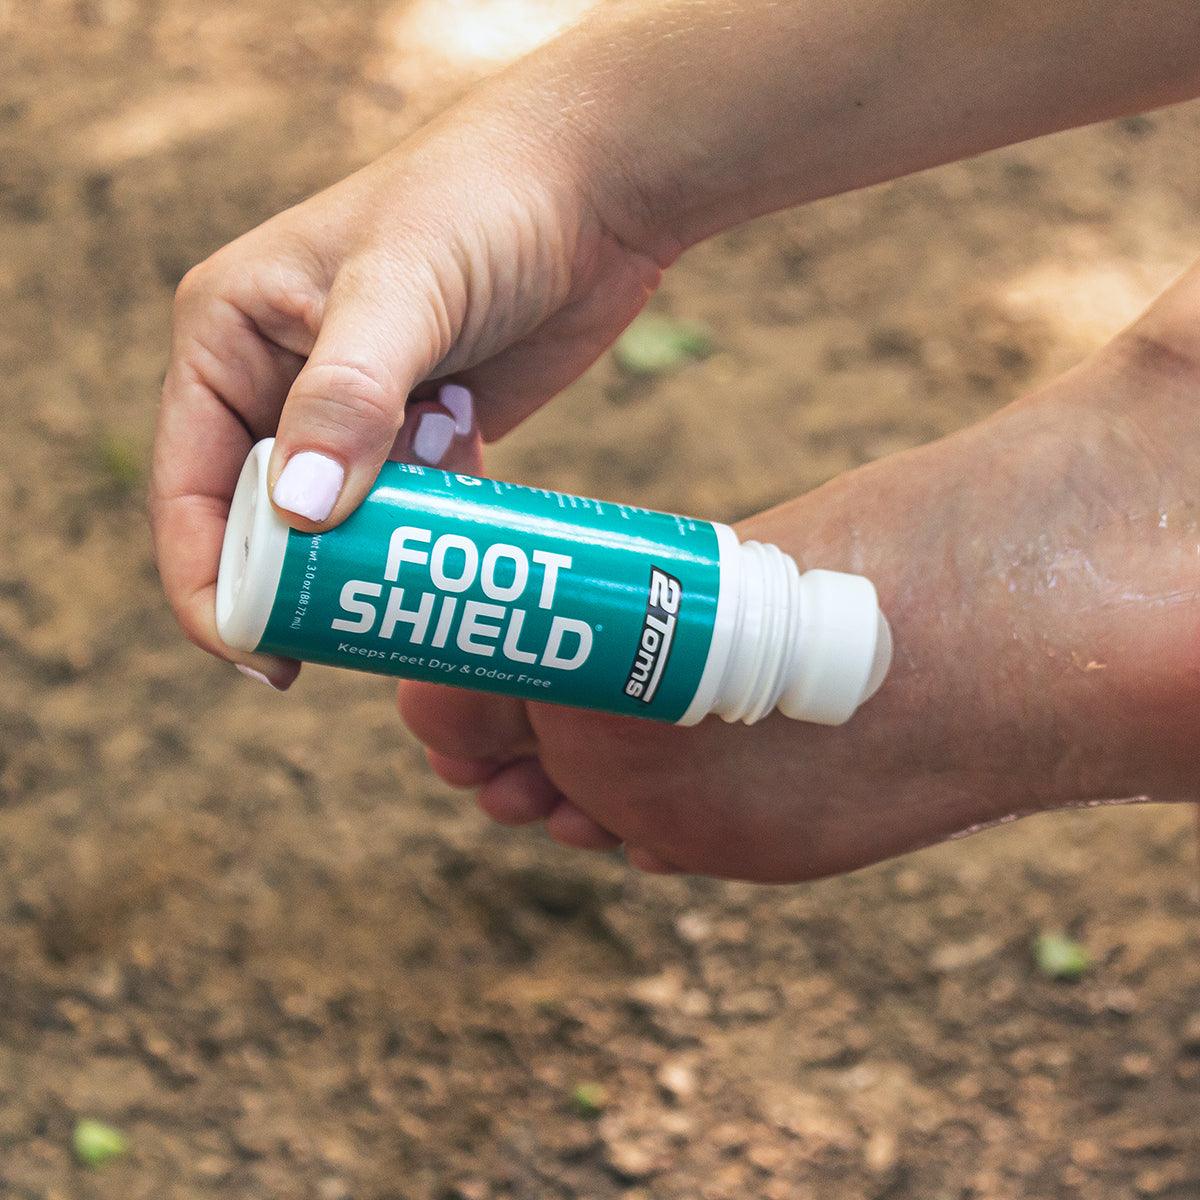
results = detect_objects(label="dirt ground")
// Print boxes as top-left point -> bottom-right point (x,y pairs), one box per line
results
2,2 -> 1199,1198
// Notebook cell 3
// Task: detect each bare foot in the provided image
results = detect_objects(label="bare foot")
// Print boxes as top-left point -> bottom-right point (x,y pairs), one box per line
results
399,265 -> 1200,882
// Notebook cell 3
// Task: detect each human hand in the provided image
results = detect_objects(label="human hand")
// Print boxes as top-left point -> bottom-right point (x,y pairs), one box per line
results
150,77 -> 665,687
399,265 -> 1200,882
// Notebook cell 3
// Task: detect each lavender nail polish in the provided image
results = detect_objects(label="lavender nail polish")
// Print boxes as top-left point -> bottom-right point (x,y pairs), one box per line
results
438,383 -> 474,435
236,663 -> 283,690
272,452 -> 344,522
412,412 -> 456,465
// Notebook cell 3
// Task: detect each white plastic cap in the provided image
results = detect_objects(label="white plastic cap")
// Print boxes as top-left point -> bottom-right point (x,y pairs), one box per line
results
215,438 -> 289,652
690,538 -> 893,727
778,568 -> 893,725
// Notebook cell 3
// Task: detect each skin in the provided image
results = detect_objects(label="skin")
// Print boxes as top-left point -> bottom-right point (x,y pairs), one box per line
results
404,275 -> 1200,879
149,0 -> 1200,881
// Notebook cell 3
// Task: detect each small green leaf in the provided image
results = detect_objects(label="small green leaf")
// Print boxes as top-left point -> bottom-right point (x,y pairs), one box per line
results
95,433 -> 145,494
72,1118 -> 130,1168
614,314 -> 712,376
570,1082 -> 608,1117
1034,932 -> 1092,981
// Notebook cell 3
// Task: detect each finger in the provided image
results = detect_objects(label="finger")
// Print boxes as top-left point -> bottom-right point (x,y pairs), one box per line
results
425,749 -> 503,788
455,242 -> 661,442
268,264 -> 446,528
398,680 -> 534,762
392,383 -> 483,474
625,847 -> 682,875
545,801 -> 623,851
151,284 -> 306,686
475,759 -> 563,826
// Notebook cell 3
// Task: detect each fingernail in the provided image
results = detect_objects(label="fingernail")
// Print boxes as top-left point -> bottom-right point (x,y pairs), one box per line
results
412,411 -> 456,465
438,382 -> 474,434
272,451 -> 344,522
236,663 -> 285,691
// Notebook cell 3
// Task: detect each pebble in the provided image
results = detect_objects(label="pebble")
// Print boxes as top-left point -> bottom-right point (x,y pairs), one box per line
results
54,997 -> 92,1032
627,972 -> 684,1010
551,1124 -> 599,1160
1100,986 -> 1140,1017
1134,1165 -> 1190,1196
1059,1164 -> 1088,1189
1113,1126 -> 1176,1155
747,1141 -> 789,1172
710,1122 -> 749,1154
79,960 -> 125,1007
1181,1012 -> 1200,1052
1174,1058 -> 1200,1087
929,935 -> 1002,973
799,1034 -> 849,1067
1118,1052 -> 1156,1083
864,1128 -> 899,1176
605,1139 -> 661,1182
674,911 -> 712,944
712,918 -> 751,946
445,1181 -> 488,1200
656,1060 -> 697,1103
658,1111 -> 694,1141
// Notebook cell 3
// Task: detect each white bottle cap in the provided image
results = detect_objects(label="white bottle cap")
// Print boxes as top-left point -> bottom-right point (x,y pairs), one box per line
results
215,438 -> 289,653
694,539 -> 893,727
779,568 -> 893,725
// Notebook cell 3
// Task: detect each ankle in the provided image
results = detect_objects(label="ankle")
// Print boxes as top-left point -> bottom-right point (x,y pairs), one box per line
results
745,376 -> 1200,812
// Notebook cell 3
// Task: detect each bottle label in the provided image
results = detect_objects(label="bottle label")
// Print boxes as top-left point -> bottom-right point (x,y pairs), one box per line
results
256,463 -> 721,721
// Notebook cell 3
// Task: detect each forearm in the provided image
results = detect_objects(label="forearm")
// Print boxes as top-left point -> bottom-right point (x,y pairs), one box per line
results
497,0 -> 1200,257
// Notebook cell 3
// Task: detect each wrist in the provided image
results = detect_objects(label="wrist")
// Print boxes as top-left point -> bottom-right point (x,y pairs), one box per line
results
471,0 -> 904,260
472,0 -> 1200,267
454,7 -> 715,267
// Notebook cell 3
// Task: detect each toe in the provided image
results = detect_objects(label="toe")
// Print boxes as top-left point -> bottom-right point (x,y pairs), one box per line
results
425,749 -> 503,788
399,680 -> 535,762
476,758 -> 562,825
545,801 -> 623,851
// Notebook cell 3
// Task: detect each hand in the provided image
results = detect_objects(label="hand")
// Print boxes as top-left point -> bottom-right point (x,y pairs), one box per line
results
399,265 -> 1200,882
149,79 -> 664,687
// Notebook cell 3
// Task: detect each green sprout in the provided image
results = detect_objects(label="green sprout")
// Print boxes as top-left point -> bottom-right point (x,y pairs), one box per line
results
614,314 -> 712,376
1034,932 -> 1093,981
72,1118 -> 130,1168
570,1082 -> 609,1117
95,432 -> 145,494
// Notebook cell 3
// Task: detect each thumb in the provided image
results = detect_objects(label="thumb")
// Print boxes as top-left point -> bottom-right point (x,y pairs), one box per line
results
268,278 -> 443,528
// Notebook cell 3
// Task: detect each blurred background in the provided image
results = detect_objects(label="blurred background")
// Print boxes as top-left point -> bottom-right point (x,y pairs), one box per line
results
2,2 -> 1199,1197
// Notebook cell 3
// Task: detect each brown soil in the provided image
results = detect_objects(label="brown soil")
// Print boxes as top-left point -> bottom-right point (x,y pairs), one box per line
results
2,3 -> 1199,1198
